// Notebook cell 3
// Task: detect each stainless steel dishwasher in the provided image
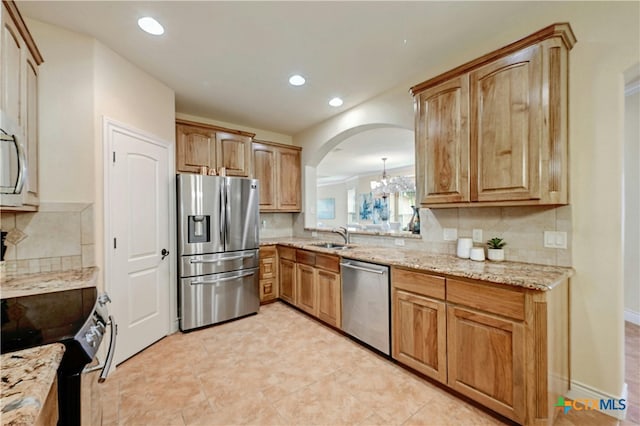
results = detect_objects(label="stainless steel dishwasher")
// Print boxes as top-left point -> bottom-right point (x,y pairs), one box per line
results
340,259 -> 390,356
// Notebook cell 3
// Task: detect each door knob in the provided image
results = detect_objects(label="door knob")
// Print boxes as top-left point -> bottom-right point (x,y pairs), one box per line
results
161,248 -> 170,260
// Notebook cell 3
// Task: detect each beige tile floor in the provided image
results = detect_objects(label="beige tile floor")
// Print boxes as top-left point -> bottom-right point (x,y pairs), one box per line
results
101,302 -> 638,426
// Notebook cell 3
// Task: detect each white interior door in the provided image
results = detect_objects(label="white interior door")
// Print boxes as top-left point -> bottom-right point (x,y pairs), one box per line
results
106,119 -> 172,365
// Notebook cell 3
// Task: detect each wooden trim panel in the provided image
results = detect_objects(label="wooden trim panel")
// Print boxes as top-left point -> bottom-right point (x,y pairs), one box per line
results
176,118 -> 255,138
253,138 -> 302,151
315,253 -> 340,273
410,23 -> 575,95
295,249 -> 316,266
2,1 -> 43,64
277,246 -> 296,261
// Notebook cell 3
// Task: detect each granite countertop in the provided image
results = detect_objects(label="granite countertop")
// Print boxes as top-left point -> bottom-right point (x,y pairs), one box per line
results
260,238 -> 573,291
0,344 -> 65,426
0,267 -> 98,299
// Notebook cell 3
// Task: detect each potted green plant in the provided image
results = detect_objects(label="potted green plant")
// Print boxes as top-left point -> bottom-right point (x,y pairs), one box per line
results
487,237 -> 506,261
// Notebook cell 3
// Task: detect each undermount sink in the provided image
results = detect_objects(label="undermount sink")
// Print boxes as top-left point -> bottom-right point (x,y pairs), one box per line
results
311,242 -> 351,250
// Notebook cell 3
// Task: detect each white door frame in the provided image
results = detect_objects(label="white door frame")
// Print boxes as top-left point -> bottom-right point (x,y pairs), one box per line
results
102,116 -> 178,340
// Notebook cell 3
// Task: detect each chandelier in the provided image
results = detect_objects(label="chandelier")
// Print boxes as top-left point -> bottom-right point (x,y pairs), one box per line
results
370,157 -> 416,198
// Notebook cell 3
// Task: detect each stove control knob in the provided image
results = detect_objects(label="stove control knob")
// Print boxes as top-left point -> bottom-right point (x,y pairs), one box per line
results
85,331 -> 97,347
98,294 -> 112,306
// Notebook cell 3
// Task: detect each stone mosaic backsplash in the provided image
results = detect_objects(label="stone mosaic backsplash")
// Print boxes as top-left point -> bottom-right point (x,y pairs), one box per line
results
0,203 -> 94,278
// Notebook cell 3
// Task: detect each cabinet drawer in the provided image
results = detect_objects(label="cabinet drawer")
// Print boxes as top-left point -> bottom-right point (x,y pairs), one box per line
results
260,258 -> 275,279
392,267 -> 445,300
296,250 -> 316,266
277,246 -> 296,261
260,245 -> 276,258
315,253 -> 339,273
447,278 -> 525,321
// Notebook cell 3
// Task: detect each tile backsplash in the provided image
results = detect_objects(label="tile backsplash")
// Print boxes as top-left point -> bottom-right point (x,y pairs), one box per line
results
295,205 -> 572,267
1,203 -> 95,277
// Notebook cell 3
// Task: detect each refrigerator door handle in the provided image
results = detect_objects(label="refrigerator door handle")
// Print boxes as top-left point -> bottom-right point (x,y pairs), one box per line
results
189,253 -> 255,264
219,182 -> 225,245
190,270 -> 256,285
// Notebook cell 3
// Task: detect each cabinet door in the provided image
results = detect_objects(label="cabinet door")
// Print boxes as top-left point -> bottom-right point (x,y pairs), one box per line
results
296,263 -> 317,316
215,131 -> 252,177
1,7 -> 23,128
279,258 -> 296,304
253,143 -> 277,210
416,76 -> 469,204
447,305 -> 525,423
470,45 -> 542,202
277,148 -> 301,211
317,269 -> 340,327
176,124 -> 216,173
392,289 -> 447,383
24,53 -> 38,205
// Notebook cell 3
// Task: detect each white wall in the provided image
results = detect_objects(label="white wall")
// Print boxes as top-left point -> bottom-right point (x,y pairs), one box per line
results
624,81 -> 640,322
294,2 -> 640,402
26,19 -> 95,203
25,19 -> 176,295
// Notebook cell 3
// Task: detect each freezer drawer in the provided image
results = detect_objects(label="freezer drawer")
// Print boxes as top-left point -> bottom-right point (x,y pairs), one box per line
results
179,267 -> 259,331
179,249 -> 259,278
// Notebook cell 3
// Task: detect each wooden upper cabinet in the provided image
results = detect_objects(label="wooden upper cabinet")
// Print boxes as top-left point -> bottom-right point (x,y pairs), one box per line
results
252,140 -> 302,212
175,119 -> 255,176
470,46 -> 541,202
411,23 -> 575,207
176,124 -> 216,173
415,76 -> 469,204
1,1 -> 43,211
253,142 -> 278,210
215,131 -> 252,177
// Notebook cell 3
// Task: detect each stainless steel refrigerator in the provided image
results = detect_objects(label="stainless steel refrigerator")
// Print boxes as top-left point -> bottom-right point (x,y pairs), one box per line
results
177,174 -> 260,331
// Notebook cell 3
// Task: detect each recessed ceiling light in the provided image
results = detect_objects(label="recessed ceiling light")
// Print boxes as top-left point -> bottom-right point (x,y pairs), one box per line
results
329,97 -> 343,107
289,74 -> 306,86
138,17 -> 164,36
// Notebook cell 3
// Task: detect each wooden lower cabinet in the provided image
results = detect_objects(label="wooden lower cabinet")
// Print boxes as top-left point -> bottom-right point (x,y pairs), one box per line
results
317,269 -> 341,327
447,305 -> 526,423
259,246 -> 278,303
392,289 -> 447,383
296,263 -> 317,316
391,266 -> 569,426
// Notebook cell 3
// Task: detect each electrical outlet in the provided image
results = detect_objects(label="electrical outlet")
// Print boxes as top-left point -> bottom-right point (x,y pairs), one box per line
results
394,239 -> 405,246
472,229 -> 483,243
311,231 -> 318,237
544,231 -> 567,249
443,228 -> 458,241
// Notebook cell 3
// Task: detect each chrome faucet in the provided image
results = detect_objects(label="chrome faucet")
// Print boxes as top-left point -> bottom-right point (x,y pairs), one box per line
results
333,226 -> 350,244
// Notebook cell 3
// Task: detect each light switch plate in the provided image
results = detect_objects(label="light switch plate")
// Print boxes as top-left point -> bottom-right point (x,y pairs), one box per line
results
472,229 -> 483,243
311,231 -> 318,237
443,228 -> 458,241
394,239 -> 405,246
544,231 -> 567,249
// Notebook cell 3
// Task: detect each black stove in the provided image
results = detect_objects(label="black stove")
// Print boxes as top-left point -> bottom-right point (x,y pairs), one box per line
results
1,287 -> 116,425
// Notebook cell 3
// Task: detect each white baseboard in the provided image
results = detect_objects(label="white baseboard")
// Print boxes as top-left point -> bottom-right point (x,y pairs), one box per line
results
624,309 -> 640,325
566,381 -> 628,420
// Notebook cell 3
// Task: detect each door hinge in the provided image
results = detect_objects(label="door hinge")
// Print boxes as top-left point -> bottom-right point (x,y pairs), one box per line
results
113,238 -> 117,249
112,151 -> 116,163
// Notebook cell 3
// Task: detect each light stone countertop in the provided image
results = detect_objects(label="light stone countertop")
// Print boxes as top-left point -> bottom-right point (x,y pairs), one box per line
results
0,267 -> 98,299
0,343 -> 65,426
260,237 -> 573,291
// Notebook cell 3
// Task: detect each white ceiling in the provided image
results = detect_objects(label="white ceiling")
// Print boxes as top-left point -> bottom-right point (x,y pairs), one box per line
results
17,1 -> 554,136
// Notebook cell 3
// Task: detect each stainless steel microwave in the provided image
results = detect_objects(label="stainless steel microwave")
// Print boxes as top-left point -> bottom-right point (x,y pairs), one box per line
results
0,123 -> 26,207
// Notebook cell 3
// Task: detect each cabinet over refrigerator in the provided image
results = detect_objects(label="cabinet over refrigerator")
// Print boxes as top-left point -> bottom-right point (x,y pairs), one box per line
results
177,174 -> 260,331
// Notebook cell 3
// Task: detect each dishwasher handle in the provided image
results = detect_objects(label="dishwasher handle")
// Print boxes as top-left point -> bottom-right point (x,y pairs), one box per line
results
341,262 -> 386,275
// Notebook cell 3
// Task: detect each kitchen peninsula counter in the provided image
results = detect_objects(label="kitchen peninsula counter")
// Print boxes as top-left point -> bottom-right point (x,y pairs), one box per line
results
0,343 -> 65,426
0,267 -> 98,299
260,237 -> 573,291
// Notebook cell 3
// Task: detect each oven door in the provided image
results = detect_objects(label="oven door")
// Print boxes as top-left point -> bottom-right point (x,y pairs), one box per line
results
80,314 -> 116,426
